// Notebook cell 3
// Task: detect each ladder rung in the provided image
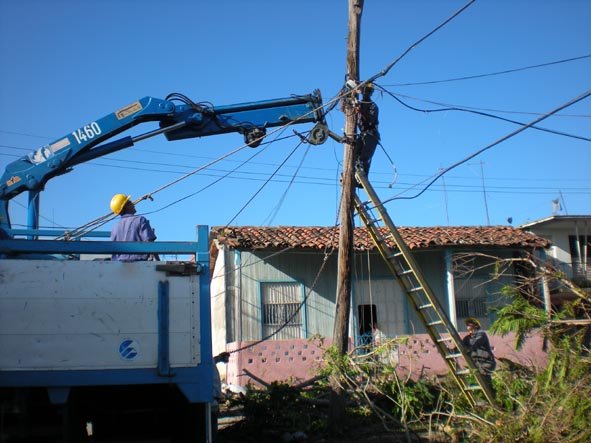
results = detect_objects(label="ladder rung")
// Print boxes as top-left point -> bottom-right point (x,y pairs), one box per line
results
436,337 -> 453,343
455,369 -> 470,376
466,385 -> 483,391
446,352 -> 462,359
388,251 -> 403,259
427,320 -> 444,326
418,303 -> 434,310
399,269 -> 413,275
408,286 -> 424,293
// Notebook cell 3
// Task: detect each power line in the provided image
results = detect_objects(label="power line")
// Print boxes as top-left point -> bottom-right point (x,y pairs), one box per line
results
3,150 -> 585,194
225,139 -> 305,227
383,54 -> 591,87
227,243 -> 335,354
389,92 -> 591,119
1,142 -> 589,184
0,129 -> 52,139
140,140 -> 271,217
55,109 -> 331,239
7,198 -> 68,229
262,144 -> 313,226
377,85 -> 591,143
368,0 -> 476,84
380,87 -> 591,204
84,160 -> 591,193
2,150 -> 588,194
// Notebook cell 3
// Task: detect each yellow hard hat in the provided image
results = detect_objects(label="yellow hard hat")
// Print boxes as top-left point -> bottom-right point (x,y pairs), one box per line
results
465,317 -> 481,328
110,194 -> 131,215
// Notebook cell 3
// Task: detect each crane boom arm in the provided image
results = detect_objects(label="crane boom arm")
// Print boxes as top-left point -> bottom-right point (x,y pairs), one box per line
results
0,91 -> 326,230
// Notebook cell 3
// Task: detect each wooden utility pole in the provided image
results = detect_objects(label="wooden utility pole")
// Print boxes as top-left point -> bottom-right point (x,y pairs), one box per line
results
329,0 -> 363,433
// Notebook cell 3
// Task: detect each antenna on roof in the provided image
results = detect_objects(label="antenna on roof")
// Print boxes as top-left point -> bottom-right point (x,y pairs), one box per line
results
552,197 -> 563,215
559,191 -> 568,215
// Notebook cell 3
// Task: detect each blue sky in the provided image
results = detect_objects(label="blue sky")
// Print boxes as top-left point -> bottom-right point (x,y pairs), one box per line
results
1,0 -> 589,241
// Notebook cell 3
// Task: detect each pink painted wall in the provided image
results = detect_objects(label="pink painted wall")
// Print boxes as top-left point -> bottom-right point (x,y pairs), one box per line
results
225,339 -> 332,387
224,333 -> 548,387
395,332 -> 548,378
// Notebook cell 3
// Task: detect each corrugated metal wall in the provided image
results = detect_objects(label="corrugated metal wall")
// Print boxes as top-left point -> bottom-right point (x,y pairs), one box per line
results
222,247 -> 517,342
230,250 -> 339,342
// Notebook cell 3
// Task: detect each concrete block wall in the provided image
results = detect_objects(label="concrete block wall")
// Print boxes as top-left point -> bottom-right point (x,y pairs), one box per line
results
223,333 -> 548,387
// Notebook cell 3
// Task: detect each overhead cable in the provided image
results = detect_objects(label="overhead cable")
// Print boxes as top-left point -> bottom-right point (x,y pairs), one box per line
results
262,144 -> 312,226
79,158 -> 590,194
141,138 -> 271,216
225,139 -> 305,227
377,84 -> 591,143
223,188 -> 343,354
380,88 -> 591,204
227,243 -> 335,354
389,93 -> 591,119
383,54 -> 591,87
367,0 -> 476,85
56,100 -> 333,239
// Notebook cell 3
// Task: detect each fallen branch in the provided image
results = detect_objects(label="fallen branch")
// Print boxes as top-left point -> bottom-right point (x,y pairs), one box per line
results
242,369 -> 271,388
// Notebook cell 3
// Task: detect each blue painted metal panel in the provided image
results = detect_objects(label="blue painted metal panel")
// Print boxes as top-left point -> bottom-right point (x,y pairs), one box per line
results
0,239 -> 198,255
258,280 -> 263,339
0,366 -> 212,403
26,191 -> 40,239
163,93 -> 322,141
0,92 -> 325,232
158,280 -> 171,377
8,229 -> 110,238
0,96 -> 176,202
0,225 -> 214,405
196,225 -> 213,402
300,282 -> 308,339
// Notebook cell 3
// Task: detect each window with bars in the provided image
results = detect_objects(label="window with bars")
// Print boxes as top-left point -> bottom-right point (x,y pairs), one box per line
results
263,302 -> 301,325
456,298 -> 488,318
261,282 -> 303,340
454,276 -> 491,326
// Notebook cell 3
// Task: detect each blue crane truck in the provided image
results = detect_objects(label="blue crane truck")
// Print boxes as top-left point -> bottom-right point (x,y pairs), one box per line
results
0,91 -> 327,442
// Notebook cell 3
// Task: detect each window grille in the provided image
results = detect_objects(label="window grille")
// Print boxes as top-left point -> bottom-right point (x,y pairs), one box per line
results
261,282 -> 303,340
456,298 -> 488,318
455,276 -> 490,323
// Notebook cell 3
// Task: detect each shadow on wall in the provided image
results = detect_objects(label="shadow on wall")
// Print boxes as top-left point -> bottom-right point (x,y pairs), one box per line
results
222,333 -> 548,387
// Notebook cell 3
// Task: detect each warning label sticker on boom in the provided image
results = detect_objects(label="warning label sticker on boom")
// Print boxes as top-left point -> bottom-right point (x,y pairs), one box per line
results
116,101 -> 143,120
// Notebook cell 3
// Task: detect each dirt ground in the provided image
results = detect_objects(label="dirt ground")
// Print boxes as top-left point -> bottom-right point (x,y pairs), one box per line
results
216,407 -> 434,443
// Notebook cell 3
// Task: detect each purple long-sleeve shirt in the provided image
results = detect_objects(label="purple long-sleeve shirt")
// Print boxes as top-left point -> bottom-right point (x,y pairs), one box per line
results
110,214 -> 156,261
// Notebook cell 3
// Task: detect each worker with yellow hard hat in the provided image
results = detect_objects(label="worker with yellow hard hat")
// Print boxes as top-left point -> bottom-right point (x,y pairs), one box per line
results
110,193 -> 131,216
109,194 -> 158,261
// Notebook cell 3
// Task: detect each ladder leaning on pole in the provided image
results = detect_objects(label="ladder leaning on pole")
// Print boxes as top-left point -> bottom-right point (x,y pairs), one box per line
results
353,168 -> 496,407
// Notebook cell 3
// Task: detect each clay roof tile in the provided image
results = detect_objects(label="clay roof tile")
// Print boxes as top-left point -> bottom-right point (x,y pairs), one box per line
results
211,225 -> 549,251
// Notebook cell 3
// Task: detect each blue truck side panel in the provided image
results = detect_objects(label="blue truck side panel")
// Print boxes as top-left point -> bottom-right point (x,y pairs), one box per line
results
0,225 -> 213,405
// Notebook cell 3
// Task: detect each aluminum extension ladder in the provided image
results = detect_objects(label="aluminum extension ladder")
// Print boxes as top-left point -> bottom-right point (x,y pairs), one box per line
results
353,168 -> 496,407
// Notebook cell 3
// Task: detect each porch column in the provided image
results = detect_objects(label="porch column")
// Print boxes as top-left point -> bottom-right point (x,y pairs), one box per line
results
445,249 -> 457,328
539,249 -> 552,316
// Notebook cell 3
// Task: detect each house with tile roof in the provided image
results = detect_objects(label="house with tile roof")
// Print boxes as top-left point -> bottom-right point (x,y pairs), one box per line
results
520,215 -> 591,287
209,225 -> 550,386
